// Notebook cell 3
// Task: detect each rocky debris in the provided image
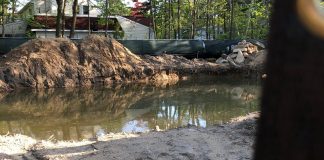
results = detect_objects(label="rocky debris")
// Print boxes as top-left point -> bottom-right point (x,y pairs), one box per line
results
216,40 -> 266,69
0,112 -> 259,160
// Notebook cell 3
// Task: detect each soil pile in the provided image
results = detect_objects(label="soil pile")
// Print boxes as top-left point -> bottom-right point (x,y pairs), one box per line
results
142,54 -> 220,74
0,36 -> 177,89
0,36 -> 265,90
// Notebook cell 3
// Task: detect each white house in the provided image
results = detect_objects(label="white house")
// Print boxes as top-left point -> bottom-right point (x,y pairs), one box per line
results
0,0 -> 155,39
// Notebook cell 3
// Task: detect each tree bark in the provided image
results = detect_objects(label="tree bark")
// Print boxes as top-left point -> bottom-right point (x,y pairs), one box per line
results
229,0 -> 234,40
55,0 -> 63,37
11,0 -> 15,22
152,0 -> 156,38
163,0 -> 167,39
168,0 -> 172,39
223,13 -> 227,33
190,0 -> 196,39
61,0 -> 67,37
212,15 -> 216,40
104,0 -> 108,37
87,0 -> 90,35
171,0 -> 176,39
206,0 -> 210,39
216,16 -> 220,39
177,0 -> 180,39
70,0 -> 78,38
1,0 -> 5,37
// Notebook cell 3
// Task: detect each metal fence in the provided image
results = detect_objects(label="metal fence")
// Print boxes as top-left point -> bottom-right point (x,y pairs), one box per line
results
0,38 -> 265,57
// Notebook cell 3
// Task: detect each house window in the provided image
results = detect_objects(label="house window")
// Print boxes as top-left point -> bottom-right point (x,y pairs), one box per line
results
83,5 -> 89,15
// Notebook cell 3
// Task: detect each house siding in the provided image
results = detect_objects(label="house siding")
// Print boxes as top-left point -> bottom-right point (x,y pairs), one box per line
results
2,0 -> 155,39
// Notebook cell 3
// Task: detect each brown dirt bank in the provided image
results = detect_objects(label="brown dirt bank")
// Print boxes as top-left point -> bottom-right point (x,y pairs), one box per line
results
0,112 -> 259,160
0,35 -> 265,92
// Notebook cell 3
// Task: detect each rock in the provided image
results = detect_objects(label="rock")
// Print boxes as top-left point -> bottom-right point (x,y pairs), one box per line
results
227,56 -> 241,68
229,53 -> 237,59
235,50 -> 245,64
216,40 -> 266,70
155,125 -> 161,131
216,57 -> 228,64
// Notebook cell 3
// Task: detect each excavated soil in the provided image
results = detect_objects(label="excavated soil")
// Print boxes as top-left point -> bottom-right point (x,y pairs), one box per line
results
0,112 -> 259,160
0,35 -> 265,91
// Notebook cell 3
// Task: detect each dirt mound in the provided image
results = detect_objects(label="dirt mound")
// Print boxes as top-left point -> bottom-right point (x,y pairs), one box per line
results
0,35 -> 176,89
0,36 -> 264,90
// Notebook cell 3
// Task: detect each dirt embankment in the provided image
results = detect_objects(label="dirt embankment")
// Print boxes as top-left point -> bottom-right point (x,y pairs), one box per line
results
0,36 -> 265,91
0,112 -> 259,160
0,36 -> 175,90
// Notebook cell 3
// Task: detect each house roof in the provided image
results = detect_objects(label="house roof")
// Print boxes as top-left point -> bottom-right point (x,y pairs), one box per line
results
18,2 -> 33,14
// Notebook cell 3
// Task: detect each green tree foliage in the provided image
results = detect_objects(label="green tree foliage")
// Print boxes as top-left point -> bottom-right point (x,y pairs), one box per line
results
0,0 -> 10,37
97,0 -> 130,37
145,0 -> 271,40
97,0 -> 130,16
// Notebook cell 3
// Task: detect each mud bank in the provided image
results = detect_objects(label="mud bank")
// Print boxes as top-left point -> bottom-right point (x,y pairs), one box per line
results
0,112 -> 259,160
0,35 -> 265,91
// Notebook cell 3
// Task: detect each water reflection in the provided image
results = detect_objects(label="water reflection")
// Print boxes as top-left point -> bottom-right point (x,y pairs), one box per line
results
0,76 -> 261,140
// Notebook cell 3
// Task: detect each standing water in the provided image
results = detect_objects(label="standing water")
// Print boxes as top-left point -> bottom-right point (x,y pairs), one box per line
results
0,75 -> 261,140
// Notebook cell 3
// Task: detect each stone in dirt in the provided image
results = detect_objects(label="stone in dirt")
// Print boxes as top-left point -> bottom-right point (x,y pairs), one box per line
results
235,50 -> 245,64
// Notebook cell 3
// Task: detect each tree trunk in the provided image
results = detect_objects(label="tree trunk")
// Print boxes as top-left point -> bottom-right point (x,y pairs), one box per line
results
104,0 -> 108,37
168,0 -> 172,39
11,0 -> 16,22
163,0 -> 167,39
177,0 -> 180,39
152,0 -> 156,38
217,14 -> 220,37
251,19 -> 254,38
70,0 -> 78,38
187,0 -> 191,39
1,0 -> 5,37
55,0 -> 63,37
148,0 -> 152,39
229,0 -> 234,40
212,15 -> 216,40
223,13 -> 227,33
190,0 -> 196,39
87,0 -> 90,35
45,0 -> 48,37
205,0 -> 210,39
61,0 -> 67,37
171,0 -> 176,39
